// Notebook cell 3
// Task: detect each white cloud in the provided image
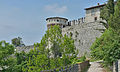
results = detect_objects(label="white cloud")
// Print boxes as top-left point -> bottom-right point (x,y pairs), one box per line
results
44,4 -> 67,14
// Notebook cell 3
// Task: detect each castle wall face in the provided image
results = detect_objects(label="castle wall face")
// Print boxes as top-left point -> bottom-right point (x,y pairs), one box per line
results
62,21 -> 105,57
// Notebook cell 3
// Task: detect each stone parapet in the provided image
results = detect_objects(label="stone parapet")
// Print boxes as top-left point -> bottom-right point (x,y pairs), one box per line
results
78,60 -> 90,72
41,60 -> 90,72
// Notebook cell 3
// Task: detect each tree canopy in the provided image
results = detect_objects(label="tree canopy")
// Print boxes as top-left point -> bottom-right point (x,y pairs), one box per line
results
91,0 -> 120,65
22,25 -> 78,72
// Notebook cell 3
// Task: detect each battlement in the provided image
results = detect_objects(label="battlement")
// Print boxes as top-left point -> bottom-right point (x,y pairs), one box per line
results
68,17 -> 85,26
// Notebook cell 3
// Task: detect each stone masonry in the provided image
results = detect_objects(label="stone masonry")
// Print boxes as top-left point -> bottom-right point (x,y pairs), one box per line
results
62,21 -> 106,57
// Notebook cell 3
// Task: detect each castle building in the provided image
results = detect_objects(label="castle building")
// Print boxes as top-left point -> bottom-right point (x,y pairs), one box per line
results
85,3 -> 105,23
67,3 -> 105,26
45,3 -> 106,57
16,3 -> 106,57
46,17 -> 68,29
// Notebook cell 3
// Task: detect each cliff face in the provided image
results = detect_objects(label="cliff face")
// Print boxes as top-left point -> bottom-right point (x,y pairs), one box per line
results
62,21 -> 106,57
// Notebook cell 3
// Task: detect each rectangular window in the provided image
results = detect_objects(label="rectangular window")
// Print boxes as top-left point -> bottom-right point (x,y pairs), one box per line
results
91,9 -> 95,16
94,17 -> 97,21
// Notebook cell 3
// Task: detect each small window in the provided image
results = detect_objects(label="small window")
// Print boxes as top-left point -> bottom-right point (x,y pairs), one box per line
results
68,22 -> 71,26
91,9 -> 95,16
57,20 -> 59,22
94,17 -> 97,21
63,25 -> 65,28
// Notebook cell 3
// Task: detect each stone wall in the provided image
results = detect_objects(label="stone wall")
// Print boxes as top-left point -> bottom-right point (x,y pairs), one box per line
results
16,45 -> 34,53
78,60 -> 90,72
62,21 -> 106,57
42,60 -> 90,72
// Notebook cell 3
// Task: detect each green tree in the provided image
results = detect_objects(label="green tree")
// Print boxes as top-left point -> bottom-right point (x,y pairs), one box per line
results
0,40 -> 16,71
110,0 -> 120,31
91,0 -> 120,65
100,0 -> 114,28
23,25 -> 77,72
90,28 -> 120,65
47,25 -> 62,58
12,37 -> 25,47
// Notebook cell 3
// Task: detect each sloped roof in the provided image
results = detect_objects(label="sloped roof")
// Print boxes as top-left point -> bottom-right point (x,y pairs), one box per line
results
85,4 -> 105,10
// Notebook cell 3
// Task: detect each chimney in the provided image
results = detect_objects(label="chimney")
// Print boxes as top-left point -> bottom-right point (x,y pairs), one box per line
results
98,3 -> 100,5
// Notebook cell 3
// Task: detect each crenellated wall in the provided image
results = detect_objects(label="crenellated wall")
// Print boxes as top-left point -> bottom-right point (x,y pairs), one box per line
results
68,17 -> 85,26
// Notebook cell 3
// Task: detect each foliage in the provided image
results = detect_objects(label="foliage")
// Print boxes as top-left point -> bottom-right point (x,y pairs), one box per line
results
91,0 -> 120,66
23,25 -> 78,72
72,56 -> 86,64
0,40 -> 16,71
100,0 -> 114,29
12,37 -> 25,47
90,28 -> 120,65
110,0 -> 120,32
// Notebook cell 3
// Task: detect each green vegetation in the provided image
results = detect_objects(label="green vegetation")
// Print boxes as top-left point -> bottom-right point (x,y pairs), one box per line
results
22,25 -> 78,71
12,37 -> 25,47
0,41 -> 16,71
0,25 -> 82,72
100,0 -> 114,29
91,0 -> 120,66
70,32 -> 73,37
72,56 -> 86,64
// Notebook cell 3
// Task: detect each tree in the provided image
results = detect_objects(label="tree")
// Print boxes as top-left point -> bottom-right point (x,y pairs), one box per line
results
110,0 -> 120,32
0,40 -> 16,71
23,25 -> 77,72
47,25 -> 62,58
91,0 -> 120,65
90,28 -> 120,65
100,0 -> 114,29
12,37 -> 25,47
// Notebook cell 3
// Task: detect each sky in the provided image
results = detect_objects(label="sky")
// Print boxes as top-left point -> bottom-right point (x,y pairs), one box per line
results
0,0 -> 107,45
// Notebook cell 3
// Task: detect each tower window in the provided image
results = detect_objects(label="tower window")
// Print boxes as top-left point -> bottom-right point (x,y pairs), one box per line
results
91,9 -> 95,16
63,25 -> 65,28
94,17 -> 97,21
57,20 -> 59,22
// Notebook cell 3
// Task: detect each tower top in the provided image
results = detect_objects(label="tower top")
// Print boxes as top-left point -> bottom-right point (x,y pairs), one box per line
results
46,17 -> 68,21
46,17 -> 68,29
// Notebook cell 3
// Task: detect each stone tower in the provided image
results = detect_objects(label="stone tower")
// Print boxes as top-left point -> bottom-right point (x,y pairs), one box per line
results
46,17 -> 68,29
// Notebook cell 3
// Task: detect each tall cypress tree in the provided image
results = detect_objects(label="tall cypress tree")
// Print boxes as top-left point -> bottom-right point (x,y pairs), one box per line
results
107,0 -> 114,15
101,0 -> 114,21
100,0 -> 114,28
110,0 -> 120,31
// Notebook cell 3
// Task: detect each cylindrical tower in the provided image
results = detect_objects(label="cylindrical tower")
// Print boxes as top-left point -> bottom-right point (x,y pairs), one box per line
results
46,17 -> 68,29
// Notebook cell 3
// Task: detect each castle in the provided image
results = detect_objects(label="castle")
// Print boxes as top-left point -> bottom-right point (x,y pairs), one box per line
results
16,3 -> 106,57
46,3 -> 106,57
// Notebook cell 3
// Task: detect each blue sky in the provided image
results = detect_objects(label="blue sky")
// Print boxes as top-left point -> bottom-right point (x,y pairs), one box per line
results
0,0 -> 107,45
